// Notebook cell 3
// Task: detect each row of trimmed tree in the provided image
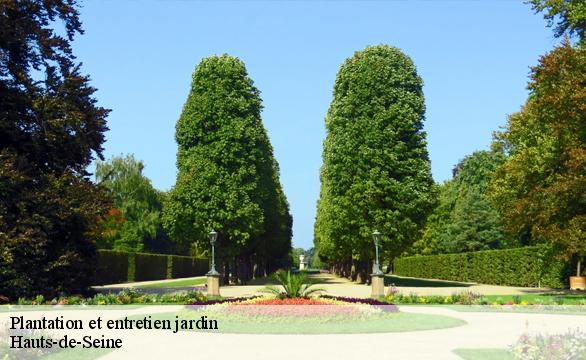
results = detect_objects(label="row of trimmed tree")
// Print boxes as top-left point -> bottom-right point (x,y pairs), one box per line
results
314,45 -> 435,282
314,1 -> 586,281
0,1 -> 292,299
89,56 -> 294,285
162,55 -> 293,283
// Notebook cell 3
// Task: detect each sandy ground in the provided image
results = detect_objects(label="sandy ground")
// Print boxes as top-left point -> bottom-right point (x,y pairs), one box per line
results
94,273 -> 550,298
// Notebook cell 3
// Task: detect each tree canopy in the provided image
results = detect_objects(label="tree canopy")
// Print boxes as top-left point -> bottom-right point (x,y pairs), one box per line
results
314,45 -> 435,281
0,0 -> 110,299
162,55 -> 292,282
490,41 -> 586,273
411,150 -> 508,255
95,154 -> 170,253
530,0 -> 586,43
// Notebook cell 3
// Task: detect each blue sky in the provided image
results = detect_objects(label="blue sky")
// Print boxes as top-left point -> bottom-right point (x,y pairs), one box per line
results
75,1 -> 559,250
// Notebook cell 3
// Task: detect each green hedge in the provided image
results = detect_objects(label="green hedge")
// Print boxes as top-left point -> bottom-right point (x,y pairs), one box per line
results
96,250 -> 208,285
95,250 -> 129,285
170,256 -> 208,278
134,253 -> 169,281
394,246 -> 569,288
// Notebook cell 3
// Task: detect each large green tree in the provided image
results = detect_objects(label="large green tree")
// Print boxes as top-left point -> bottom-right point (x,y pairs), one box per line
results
529,0 -> 586,43
490,41 -> 586,276
411,150 -> 508,255
314,45 -> 435,281
0,0 -> 110,299
162,55 -> 291,282
95,155 -> 170,253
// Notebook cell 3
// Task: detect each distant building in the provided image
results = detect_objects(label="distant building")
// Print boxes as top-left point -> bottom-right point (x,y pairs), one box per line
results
299,254 -> 309,270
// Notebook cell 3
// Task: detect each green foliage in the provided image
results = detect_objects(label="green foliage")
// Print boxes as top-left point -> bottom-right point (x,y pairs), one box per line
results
529,0 -> 586,43
127,253 -> 136,282
411,150 -> 508,255
134,253 -> 168,281
290,247 -> 305,268
95,250 -> 129,285
0,0 -> 110,299
167,256 -> 173,279
305,247 -> 324,269
162,54 -> 292,280
94,250 -> 208,284
394,246 -> 568,288
15,289 -> 207,306
170,256 -> 208,279
384,290 -> 487,305
261,271 -> 324,298
95,154 -> 170,253
314,45 -> 434,275
490,42 -> 586,270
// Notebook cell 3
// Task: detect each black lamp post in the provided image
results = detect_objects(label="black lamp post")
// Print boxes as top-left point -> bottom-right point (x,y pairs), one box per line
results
207,230 -> 219,275
372,230 -> 383,275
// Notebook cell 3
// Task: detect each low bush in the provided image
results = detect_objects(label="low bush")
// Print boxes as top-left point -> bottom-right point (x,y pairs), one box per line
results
16,289 -> 207,305
394,246 -> 568,288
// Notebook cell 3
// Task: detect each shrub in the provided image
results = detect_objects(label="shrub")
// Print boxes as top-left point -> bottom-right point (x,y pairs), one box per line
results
95,250 -> 208,284
171,255 -> 208,278
14,290 -> 208,305
261,270 -> 324,298
134,253 -> 168,281
394,246 -> 568,288
96,250 -> 129,285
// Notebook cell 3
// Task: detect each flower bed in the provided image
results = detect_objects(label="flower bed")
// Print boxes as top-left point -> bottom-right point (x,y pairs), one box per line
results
217,297 -> 378,318
11,290 -> 208,306
174,295 -> 465,334
510,329 -> 586,359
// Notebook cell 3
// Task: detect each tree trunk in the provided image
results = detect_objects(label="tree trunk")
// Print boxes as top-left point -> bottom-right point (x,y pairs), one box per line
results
385,260 -> 393,274
222,261 -> 229,285
354,260 -> 368,284
237,255 -> 251,285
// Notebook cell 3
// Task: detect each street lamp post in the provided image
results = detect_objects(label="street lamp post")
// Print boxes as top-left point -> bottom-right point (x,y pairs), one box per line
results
206,230 -> 220,297
372,230 -> 383,275
371,230 -> 385,298
207,230 -> 218,275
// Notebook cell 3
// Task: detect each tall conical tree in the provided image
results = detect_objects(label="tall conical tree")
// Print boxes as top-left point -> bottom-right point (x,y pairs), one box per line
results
314,45 -> 434,281
163,55 -> 291,282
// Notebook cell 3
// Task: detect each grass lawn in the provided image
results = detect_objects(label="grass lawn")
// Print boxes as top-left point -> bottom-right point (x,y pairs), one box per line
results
453,348 -> 513,360
137,275 -> 278,288
483,294 -> 586,305
136,277 -> 206,289
385,275 -> 472,288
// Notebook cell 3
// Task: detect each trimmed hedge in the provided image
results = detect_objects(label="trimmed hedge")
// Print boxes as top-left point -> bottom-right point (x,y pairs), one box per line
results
95,250 -> 129,285
134,253 -> 168,281
170,255 -> 208,279
394,246 -> 569,288
96,250 -> 208,285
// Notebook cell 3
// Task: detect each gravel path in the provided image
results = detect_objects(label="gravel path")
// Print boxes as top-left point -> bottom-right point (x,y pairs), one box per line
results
94,273 -> 551,298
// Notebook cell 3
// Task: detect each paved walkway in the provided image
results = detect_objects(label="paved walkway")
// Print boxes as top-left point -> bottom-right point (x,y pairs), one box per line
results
96,306 -> 584,359
5,304 -> 580,359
